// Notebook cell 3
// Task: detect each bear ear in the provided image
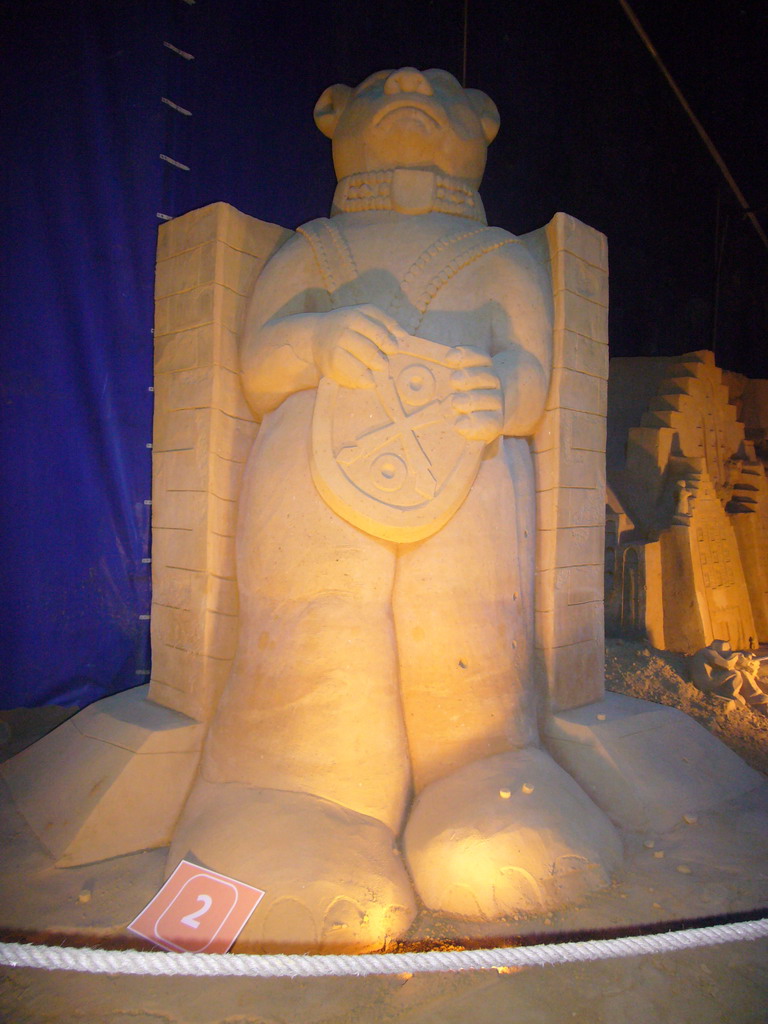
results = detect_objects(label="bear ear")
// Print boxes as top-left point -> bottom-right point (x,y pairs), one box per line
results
465,88 -> 500,144
314,83 -> 353,138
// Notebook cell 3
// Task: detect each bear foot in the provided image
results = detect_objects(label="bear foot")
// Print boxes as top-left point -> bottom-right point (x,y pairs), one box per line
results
168,780 -> 416,953
403,748 -> 622,919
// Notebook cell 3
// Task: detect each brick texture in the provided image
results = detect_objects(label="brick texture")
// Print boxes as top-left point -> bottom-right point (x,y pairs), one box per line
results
149,203 -> 292,721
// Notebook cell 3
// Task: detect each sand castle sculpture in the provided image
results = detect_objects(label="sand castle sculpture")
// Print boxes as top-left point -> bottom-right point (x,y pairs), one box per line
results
4,68 -> 765,956
606,353 -> 768,651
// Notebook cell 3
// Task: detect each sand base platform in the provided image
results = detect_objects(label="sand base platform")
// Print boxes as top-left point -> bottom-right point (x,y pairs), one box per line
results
1,693 -> 767,1023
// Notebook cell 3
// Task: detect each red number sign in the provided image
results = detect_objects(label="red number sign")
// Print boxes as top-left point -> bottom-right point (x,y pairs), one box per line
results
128,859 -> 266,953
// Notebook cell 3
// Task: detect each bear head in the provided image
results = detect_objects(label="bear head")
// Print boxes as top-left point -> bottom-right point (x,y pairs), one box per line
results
314,67 -> 500,189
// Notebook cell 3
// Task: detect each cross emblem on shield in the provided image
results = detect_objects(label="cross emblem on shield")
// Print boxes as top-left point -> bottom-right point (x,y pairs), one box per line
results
311,335 -> 485,543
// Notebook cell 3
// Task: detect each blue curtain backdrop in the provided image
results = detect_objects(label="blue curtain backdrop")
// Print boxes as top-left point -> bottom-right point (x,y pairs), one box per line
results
1,4 -> 164,707
2,0 -> 766,708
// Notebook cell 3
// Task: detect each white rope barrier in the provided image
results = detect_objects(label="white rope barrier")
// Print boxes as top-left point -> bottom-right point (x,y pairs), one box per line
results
1,918 -> 767,978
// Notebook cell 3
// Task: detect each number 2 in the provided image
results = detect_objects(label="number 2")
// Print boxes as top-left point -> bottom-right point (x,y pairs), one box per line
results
180,893 -> 212,930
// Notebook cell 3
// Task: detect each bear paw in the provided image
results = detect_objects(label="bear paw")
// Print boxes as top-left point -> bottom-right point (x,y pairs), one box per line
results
403,748 -> 622,919
168,780 -> 416,953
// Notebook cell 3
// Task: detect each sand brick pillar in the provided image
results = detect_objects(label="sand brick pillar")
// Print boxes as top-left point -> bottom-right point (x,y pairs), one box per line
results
528,213 -> 609,712
149,203 -> 292,722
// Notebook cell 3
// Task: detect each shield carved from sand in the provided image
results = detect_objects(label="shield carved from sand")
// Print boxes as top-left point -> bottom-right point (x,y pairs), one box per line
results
311,336 -> 485,543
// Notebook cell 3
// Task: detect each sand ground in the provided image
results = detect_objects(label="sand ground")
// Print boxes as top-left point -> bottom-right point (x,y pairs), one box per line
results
1,641 -> 767,1023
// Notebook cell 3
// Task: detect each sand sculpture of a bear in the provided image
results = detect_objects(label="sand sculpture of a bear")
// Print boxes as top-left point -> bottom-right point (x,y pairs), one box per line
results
169,67 -> 621,952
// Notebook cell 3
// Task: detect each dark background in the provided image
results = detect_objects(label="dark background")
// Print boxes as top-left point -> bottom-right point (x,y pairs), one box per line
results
1,0 -> 766,707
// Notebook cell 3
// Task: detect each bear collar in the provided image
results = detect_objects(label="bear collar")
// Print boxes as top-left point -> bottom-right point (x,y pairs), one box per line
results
331,168 -> 487,223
